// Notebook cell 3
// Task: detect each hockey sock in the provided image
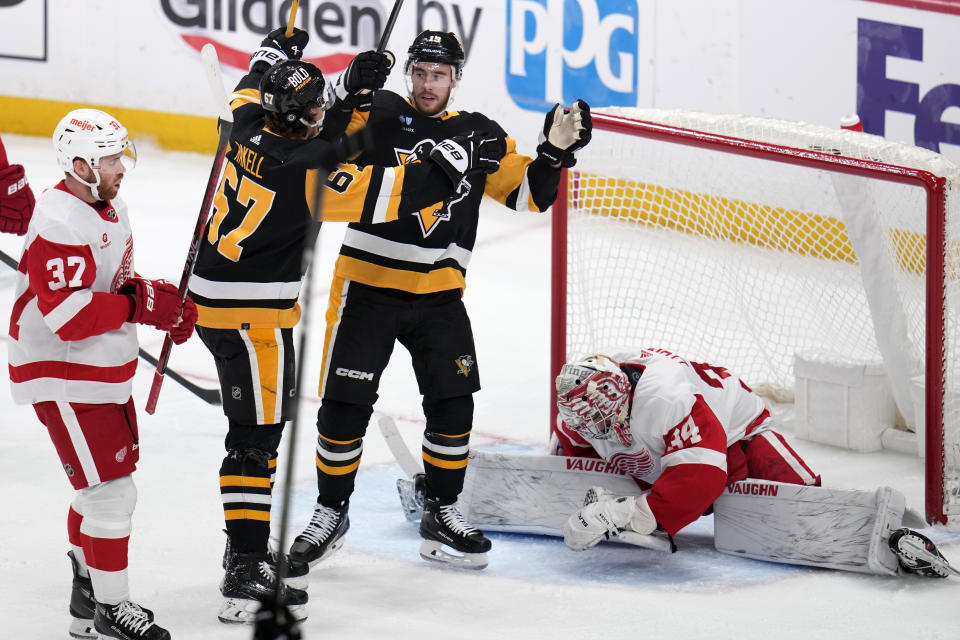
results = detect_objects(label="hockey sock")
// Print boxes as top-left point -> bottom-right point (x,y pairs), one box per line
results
422,429 -> 470,500
421,395 -> 473,500
67,502 -> 89,577
315,433 -> 363,508
77,476 -> 136,605
220,448 -> 273,554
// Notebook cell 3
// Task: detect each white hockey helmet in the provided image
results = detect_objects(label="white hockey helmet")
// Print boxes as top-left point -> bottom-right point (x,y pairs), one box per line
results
556,354 -> 632,445
53,109 -> 136,199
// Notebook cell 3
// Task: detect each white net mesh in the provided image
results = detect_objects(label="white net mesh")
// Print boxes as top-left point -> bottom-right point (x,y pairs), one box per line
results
560,108 -> 960,521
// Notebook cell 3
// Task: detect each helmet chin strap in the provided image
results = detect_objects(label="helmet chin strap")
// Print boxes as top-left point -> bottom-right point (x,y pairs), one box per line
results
69,161 -> 103,201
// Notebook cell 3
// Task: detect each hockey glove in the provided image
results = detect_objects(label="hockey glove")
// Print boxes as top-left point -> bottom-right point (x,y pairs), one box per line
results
169,295 -> 198,345
562,490 -> 656,551
335,50 -> 394,111
536,100 -> 592,168
428,131 -> 507,186
250,26 -> 310,71
121,278 -> 183,332
0,164 -> 35,235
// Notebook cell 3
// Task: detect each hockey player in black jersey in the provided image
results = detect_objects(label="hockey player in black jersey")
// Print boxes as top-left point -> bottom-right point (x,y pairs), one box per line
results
290,30 -> 592,571
188,27 -> 504,624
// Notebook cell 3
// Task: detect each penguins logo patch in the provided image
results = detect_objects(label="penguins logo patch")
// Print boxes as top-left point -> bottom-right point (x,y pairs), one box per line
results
455,355 -> 474,377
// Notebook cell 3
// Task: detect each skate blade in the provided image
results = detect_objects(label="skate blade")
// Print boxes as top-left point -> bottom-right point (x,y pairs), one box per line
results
218,598 -> 309,624
419,539 -> 488,570
68,617 -> 97,640
898,536 -> 960,577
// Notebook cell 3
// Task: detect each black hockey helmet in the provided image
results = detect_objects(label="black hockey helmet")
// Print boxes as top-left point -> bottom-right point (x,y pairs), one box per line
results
405,30 -> 465,80
259,59 -> 329,124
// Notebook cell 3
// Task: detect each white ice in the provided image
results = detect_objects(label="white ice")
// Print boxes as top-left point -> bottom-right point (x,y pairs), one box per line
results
0,133 -> 957,639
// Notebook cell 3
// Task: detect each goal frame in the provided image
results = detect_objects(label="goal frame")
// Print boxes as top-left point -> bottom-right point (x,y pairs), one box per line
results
549,112 -> 949,525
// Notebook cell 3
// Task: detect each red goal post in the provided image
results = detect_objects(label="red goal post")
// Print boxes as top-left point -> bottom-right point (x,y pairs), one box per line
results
550,108 -> 958,525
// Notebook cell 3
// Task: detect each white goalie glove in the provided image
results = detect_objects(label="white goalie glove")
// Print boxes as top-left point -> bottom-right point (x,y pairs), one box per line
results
536,100 -> 592,168
563,487 -> 658,551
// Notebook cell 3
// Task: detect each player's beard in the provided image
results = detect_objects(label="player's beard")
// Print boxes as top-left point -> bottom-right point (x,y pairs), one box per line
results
97,177 -> 121,201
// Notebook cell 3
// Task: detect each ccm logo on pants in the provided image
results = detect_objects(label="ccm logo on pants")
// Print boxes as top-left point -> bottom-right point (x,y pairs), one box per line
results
336,368 -> 374,381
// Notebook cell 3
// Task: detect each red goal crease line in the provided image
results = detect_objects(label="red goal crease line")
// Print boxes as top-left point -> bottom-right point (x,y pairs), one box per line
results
861,0 -> 960,16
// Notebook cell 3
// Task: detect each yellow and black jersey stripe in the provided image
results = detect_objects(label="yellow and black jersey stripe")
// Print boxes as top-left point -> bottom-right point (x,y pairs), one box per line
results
189,72 -> 459,330
333,90 -> 562,295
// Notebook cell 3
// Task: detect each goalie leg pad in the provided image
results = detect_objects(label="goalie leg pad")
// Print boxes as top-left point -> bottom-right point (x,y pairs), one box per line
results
713,480 -> 905,575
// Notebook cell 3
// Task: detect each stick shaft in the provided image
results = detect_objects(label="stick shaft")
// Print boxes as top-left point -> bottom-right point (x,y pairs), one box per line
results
285,0 -> 299,38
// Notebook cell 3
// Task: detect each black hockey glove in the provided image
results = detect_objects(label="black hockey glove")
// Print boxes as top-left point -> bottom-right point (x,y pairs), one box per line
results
428,131 -> 507,186
335,50 -> 395,112
536,100 -> 592,168
249,26 -> 309,72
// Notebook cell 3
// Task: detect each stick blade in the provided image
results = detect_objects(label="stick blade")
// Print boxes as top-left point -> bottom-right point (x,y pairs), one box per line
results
200,43 -> 234,123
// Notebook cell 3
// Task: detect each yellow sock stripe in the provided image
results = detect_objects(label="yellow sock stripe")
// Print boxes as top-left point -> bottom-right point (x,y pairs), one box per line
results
316,455 -> 361,475
224,509 -> 272,521
422,451 -> 469,470
431,430 -> 472,440
319,433 -> 363,446
220,475 -> 272,488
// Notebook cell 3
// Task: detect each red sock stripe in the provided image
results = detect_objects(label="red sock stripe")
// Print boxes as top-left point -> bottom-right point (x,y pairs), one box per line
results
81,533 -> 130,572
67,507 -> 83,547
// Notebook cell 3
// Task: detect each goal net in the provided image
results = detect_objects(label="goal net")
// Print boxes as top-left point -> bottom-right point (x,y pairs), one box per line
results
550,108 -> 959,525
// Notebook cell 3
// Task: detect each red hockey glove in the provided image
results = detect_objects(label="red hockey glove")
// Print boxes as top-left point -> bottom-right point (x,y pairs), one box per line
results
0,164 -> 36,235
169,295 -> 198,345
121,278 -> 182,332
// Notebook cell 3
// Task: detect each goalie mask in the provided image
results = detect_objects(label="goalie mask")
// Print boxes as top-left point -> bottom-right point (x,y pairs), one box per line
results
259,60 -> 334,134
556,354 -> 632,446
53,109 -> 137,201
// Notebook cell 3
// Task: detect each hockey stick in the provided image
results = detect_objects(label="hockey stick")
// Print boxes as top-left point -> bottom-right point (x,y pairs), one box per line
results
379,415 -> 423,477
284,0 -> 299,38
144,42 -> 234,415
377,0 -> 404,53
0,247 -> 221,405
0,246 -> 16,271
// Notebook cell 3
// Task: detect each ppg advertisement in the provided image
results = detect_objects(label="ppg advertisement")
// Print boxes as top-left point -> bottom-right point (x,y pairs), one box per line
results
0,0 -> 957,162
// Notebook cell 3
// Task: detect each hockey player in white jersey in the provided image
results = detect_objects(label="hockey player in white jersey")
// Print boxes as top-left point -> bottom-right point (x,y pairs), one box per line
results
554,350 -> 954,578
7,109 -> 198,640
395,347 -> 955,578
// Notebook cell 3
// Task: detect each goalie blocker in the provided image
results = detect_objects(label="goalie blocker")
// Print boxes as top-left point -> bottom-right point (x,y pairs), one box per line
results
395,449 -> 955,577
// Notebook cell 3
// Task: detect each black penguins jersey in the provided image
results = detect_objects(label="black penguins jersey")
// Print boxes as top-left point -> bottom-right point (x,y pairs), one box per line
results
189,73 -> 457,329
335,90 -> 562,294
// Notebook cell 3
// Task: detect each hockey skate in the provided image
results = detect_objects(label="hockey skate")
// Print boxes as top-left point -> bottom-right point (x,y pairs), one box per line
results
94,600 -> 169,640
888,528 -> 959,578
419,497 -> 491,570
289,502 -> 350,567
68,550 -> 97,640
219,551 -> 308,624
222,531 -> 310,591
397,472 -> 426,522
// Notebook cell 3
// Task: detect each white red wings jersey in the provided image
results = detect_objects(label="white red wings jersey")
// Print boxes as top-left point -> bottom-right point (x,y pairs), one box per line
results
557,347 -> 774,536
8,182 -> 137,404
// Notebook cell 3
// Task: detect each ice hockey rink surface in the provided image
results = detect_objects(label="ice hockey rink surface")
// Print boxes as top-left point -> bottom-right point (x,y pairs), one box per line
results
0,134 -> 957,639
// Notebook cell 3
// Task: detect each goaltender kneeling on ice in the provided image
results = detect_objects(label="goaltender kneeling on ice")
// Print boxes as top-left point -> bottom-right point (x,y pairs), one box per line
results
389,349 -> 955,578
